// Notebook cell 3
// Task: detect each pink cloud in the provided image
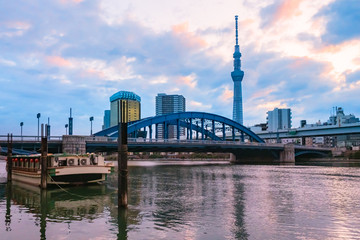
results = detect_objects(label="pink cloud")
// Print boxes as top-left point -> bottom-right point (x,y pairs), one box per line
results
172,22 -> 207,49
256,100 -> 288,111
219,88 -> 233,103
46,56 -> 72,67
79,68 -> 105,79
172,22 -> 188,34
239,18 -> 255,28
353,58 -> 360,66
188,100 -> 212,110
319,64 -> 334,79
4,21 -> 31,30
250,88 -> 274,100
288,56 -> 312,69
316,44 -> 342,54
59,0 -> 84,4
0,21 -> 31,37
176,73 -> 197,88
272,0 -> 303,24
316,39 -> 360,55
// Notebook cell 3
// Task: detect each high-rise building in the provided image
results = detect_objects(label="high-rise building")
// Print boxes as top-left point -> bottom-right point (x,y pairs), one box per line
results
267,108 -> 292,132
102,110 -> 110,130
231,15 -> 244,125
109,91 -> 141,127
155,93 -> 186,138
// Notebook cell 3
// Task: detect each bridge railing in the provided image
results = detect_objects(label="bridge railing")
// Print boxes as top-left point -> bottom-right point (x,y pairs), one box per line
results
0,135 -> 63,142
127,138 -> 288,147
85,136 -> 286,147
293,145 -> 332,151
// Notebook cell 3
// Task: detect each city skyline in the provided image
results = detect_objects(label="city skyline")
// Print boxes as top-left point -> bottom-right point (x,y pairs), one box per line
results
1,0 -> 359,135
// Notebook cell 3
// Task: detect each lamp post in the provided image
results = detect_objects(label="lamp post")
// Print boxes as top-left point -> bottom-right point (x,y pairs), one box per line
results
65,124 -> 68,135
37,113 -> 41,140
90,116 -> 94,135
20,122 -> 23,141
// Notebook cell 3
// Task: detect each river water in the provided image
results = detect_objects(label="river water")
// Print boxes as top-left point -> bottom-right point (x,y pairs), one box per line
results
1,160 -> 360,239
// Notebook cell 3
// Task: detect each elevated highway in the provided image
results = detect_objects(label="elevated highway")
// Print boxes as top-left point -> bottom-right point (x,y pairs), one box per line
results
256,123 -> 360,139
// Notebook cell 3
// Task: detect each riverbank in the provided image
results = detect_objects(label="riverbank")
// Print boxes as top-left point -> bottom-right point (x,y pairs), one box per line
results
297,158 -> 360,167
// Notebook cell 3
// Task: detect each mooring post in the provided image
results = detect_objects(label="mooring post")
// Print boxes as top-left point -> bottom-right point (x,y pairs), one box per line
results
40,189 -> 47,239
5,182 -> 12,231
7,133 -> 13,182
118,101 -> 128,208
40,124 -> 48,189
117,208 -> 128,239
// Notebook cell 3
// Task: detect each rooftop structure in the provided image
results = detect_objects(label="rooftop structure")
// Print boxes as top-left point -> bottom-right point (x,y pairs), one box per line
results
110,91 -> 141,102
328,107 -> 359,126
109,91 -> 141,127
300,107 -> 360,128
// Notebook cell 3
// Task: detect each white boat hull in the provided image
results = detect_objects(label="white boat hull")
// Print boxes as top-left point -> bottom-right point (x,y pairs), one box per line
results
12,165 -> 114,186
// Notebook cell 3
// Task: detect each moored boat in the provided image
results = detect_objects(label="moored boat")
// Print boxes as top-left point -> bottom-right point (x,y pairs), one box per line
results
9,153 -> 114,186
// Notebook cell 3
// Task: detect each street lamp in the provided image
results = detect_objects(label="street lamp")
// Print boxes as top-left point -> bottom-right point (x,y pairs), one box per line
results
90,116 -> 94,135
37,113 -> 41,140
20,122 -> 24,141
65,124 -> 68,135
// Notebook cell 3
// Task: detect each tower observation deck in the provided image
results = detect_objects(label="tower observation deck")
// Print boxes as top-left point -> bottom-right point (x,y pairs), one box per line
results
231,15 -> 244,125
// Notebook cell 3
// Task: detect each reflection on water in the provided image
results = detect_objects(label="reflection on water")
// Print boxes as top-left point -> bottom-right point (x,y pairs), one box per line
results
0,182 -> 121,239
1,160 -> 360,239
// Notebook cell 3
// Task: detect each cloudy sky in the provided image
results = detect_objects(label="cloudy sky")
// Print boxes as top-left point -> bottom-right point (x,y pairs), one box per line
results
1,0 -> 359,136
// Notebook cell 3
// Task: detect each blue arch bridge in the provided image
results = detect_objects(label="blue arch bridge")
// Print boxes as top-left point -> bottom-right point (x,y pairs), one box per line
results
0,112 -> 331,164
95,112 -> 264,142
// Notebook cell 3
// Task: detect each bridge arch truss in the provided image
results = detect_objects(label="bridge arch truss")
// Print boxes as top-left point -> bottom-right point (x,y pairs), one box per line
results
94,112 -> 264,143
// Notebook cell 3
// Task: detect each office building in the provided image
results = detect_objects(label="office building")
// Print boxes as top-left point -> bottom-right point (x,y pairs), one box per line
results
102,110 -> 110,130
156,93 -> 186,138
267,108 -> 292,132
109,91 -> 141,127
231,15 -> 244,125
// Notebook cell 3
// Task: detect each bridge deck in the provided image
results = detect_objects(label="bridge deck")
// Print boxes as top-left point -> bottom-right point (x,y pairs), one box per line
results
0,136 -> 332,156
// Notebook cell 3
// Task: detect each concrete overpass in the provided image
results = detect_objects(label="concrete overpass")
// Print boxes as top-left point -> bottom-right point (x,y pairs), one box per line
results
255,123 -> 360,139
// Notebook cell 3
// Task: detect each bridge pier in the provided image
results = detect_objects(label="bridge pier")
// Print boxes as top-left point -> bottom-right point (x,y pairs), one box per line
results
230,152 -> 275,164
279,144 -> 295,163
230,144 -> 295,164
62,135 -> 86,154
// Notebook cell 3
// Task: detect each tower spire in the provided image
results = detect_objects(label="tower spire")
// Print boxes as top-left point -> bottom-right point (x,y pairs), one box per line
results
233,15 -> 241,71
231,15 -> 244,125
235,15 -> 238,45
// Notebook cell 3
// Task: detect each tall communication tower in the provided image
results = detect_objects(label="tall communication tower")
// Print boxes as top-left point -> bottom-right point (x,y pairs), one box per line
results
231,15 -> 244,125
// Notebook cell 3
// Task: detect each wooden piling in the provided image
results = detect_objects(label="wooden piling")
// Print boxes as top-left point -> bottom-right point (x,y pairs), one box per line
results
118,99 -> 128,208
5,182 -> 12,230
117,208 -> 128,239
7,133 -> 12,182
40,124 -> 48,189
40,189 -> 47,239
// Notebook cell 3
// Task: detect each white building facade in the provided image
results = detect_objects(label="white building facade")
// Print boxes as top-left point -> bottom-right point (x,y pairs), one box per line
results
267,108 -> 292,132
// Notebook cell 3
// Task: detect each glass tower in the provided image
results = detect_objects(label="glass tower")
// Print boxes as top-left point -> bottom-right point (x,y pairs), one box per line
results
155,93 -> 186,138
